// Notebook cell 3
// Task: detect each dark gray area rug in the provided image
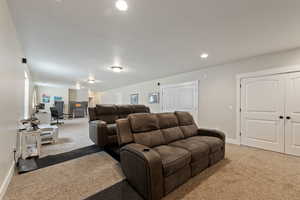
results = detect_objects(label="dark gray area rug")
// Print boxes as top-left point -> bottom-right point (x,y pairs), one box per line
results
18,145 -> 103,174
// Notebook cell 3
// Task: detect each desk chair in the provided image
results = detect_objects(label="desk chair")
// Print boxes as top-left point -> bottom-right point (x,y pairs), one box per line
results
50,107 -> 64,125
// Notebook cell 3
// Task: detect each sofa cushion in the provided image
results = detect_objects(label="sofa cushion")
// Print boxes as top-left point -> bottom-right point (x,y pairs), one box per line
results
156,113 -> 179,129
132,105 -> 150,113
169,139 -> 209,162
129,113 -> 159,133
161,127 -> 185,144
117,105 -> 133,114
106,124 -> 117,136
96,105 -> 118,124
96,104 -> 118,115
153,145 -> 191,177
118,105 -> 134,119
180,124 -> 198,138
186,136 -> 224,153
98,115 -> 118,124
133,130 -> 165,147
175,111 -> 194,126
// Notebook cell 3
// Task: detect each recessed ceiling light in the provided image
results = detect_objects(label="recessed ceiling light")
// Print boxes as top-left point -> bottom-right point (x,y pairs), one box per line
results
85,76 -> 101,84
200,53 -> 209,59
115,0 -> 128,11
88,79 -> 95,84
110,66 -> 123,73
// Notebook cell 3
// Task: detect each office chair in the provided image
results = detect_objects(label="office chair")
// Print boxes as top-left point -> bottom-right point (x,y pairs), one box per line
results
50,107 -> 64,125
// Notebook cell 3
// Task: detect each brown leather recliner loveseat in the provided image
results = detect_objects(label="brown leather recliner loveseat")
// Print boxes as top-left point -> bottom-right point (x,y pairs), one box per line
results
88,104 -> 150,153
116,111 -> 225,200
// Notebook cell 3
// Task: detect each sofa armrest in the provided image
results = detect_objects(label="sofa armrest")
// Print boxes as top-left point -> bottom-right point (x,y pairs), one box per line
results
198,128 -> 226,142
89,120 -> 108,147
120,143 -> 164,200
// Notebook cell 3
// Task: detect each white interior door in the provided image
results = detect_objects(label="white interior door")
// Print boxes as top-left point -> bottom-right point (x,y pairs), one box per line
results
161,81 -> 198,122
241,74 -> 285,153
285,72 -> 300,156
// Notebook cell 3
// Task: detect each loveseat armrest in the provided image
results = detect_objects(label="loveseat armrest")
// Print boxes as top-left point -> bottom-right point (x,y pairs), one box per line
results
89,120 -> 108,147
198,128 -> 226,142
120,143 -> 164,200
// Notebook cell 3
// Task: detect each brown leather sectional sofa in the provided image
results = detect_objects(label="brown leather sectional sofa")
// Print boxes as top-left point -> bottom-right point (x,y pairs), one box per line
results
88,104 -> 150,150
116,112 -> 225,200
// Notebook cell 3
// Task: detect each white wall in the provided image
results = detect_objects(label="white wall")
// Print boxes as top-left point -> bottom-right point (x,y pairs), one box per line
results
69,89 -> 89,102
0,0 -> 29,198
100,48 -> 300,140
36,86 -> 69,113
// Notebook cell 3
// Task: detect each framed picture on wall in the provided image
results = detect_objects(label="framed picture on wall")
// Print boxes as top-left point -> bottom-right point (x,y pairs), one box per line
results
148,92 -> 159,104
54,96 -> 63,101
42,94 -> 50,103
130,94 -> 139,104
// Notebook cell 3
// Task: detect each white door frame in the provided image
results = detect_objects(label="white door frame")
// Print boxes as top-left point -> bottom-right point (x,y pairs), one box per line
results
236,65 -> 300,145
160,80 -> 199,123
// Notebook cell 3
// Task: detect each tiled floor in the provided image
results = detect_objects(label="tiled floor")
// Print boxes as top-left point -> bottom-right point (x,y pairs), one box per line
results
40,118 -> 93,157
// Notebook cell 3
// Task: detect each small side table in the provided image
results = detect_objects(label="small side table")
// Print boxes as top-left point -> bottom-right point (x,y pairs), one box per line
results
19,129 -> 41,160
38,124 -> 59,144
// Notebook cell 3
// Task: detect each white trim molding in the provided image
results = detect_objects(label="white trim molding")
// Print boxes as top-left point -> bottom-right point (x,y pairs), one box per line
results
0,161 -> 15,200
236,65 -> 300,146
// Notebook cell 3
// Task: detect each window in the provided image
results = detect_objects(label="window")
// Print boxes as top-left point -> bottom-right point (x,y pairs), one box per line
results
24,71 -> 29,119
32,88 -> 37,110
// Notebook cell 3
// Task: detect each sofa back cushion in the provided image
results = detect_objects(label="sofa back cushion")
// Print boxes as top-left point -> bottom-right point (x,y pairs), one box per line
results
129,113 -> 160,133
117,105 -> 134,118
175,111 -> 198,138
133,130 -> 165,147
175,111 -> 194,125
180,124 -> 198,138
132,105 -> 150,113
96,104 -> 117,115
128,113 -> 165,147
96,104 -> 118,124
156,113 -> 184,143
161,127 -> 185,143
156,113 -> 179,129
117,105 -> 150,119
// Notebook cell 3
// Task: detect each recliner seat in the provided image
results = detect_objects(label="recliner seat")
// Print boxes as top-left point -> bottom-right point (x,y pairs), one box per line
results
117,111 -> 225,200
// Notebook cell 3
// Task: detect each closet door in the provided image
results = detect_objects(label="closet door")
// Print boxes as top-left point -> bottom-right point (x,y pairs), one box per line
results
161,81 -> 198,122
285,72 -> 300,156
241,74 -> 285,153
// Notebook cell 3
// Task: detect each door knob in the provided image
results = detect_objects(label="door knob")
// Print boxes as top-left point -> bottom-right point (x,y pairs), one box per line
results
279,116 -> 284,119
286,116 -> 291,120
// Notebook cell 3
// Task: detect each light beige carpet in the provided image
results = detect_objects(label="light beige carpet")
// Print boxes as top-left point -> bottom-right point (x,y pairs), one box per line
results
4,144 -> 300,200
4,152 -> 125,200
40,118 -> 94,157
164,144 -> 300,200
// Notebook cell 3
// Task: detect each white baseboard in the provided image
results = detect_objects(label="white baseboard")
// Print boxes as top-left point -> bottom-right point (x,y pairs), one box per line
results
226,138 -> 240,145
0,161 -> 15,200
